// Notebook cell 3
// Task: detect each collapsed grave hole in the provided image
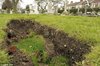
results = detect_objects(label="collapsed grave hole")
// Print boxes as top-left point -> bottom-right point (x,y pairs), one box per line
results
4,19 -> 91,66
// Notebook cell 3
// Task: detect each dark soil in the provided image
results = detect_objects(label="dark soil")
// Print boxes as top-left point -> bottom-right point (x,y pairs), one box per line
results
2,19 -> 91,66
2,20 -> 34,66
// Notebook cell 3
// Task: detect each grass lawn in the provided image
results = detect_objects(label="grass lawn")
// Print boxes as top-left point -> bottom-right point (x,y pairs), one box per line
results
0,14 -> 100,66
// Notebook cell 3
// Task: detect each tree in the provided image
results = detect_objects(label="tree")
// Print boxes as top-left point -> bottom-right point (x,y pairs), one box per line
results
93,8 -> 100,13
84,0 -> 91,14
11,0 -> 22,13
1,0 -> 22,13
52,0 -> 59,14
58,7 -> 64,14
50,0 -> 64,14
62,0 -> 68,14
26,5 -> 30,14
69,7 -> 78,15
49,0 -> 62,14
35,0 -> 62,14
2,0 -> 12,13
35,0 -> 48,13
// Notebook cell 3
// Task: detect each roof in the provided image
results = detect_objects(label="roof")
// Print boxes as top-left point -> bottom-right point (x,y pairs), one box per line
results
88,0 -> 93,2
92,0 -> 100,3
78,1 -> 85,5
67,0 -> 100,7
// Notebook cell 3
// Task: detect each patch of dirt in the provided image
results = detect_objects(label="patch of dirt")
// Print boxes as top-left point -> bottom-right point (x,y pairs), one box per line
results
2,20 -> 34,66
10,50 -> 34,66
45,38 -> 55,57
2,19 -> 91,66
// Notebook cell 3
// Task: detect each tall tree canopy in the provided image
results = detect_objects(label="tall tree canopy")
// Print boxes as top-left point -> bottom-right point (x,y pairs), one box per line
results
11,0 -> 22,13
1,0 -> 22,13
35,0 -> 48,13
2,0 -> 12,13
35,0 -> 62,14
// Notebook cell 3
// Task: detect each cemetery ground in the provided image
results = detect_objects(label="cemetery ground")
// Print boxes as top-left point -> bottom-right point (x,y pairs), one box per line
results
0,14 -> 100,66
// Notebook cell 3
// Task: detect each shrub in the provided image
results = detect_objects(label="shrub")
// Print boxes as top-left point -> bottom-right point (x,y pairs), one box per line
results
93,8 -> 100,13
79,8 -> 85,13
58,8 -> 64,14
69,8 -> 78,15
87,8 -> 92,12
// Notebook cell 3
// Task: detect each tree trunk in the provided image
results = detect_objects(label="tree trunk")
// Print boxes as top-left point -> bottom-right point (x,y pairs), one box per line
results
13,5 -> 17,13
54,6 -> 58,15
63,0 -> 68,14
12,0 -> 19,13
64,0 -> 67,12
7,9 -> 10,13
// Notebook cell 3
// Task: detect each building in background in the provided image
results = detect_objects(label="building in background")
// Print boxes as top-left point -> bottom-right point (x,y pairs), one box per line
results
66,0 -> 100,10
91,0 -> 100,8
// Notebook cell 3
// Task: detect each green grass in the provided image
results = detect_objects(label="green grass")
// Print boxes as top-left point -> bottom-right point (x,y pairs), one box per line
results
0,14 -> 100,44
0,14 -> 100,66
15,33 -> 45,66
15,33 -> 69,66
0,50 -> 9,64
16,33 -> 45,54
49,56 -> 68,66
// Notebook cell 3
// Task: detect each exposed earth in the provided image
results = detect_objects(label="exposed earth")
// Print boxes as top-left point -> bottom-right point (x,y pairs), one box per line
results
1,19 -> 91,66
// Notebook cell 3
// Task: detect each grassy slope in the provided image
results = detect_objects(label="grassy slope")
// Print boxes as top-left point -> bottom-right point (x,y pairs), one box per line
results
0,14 -> 100,65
